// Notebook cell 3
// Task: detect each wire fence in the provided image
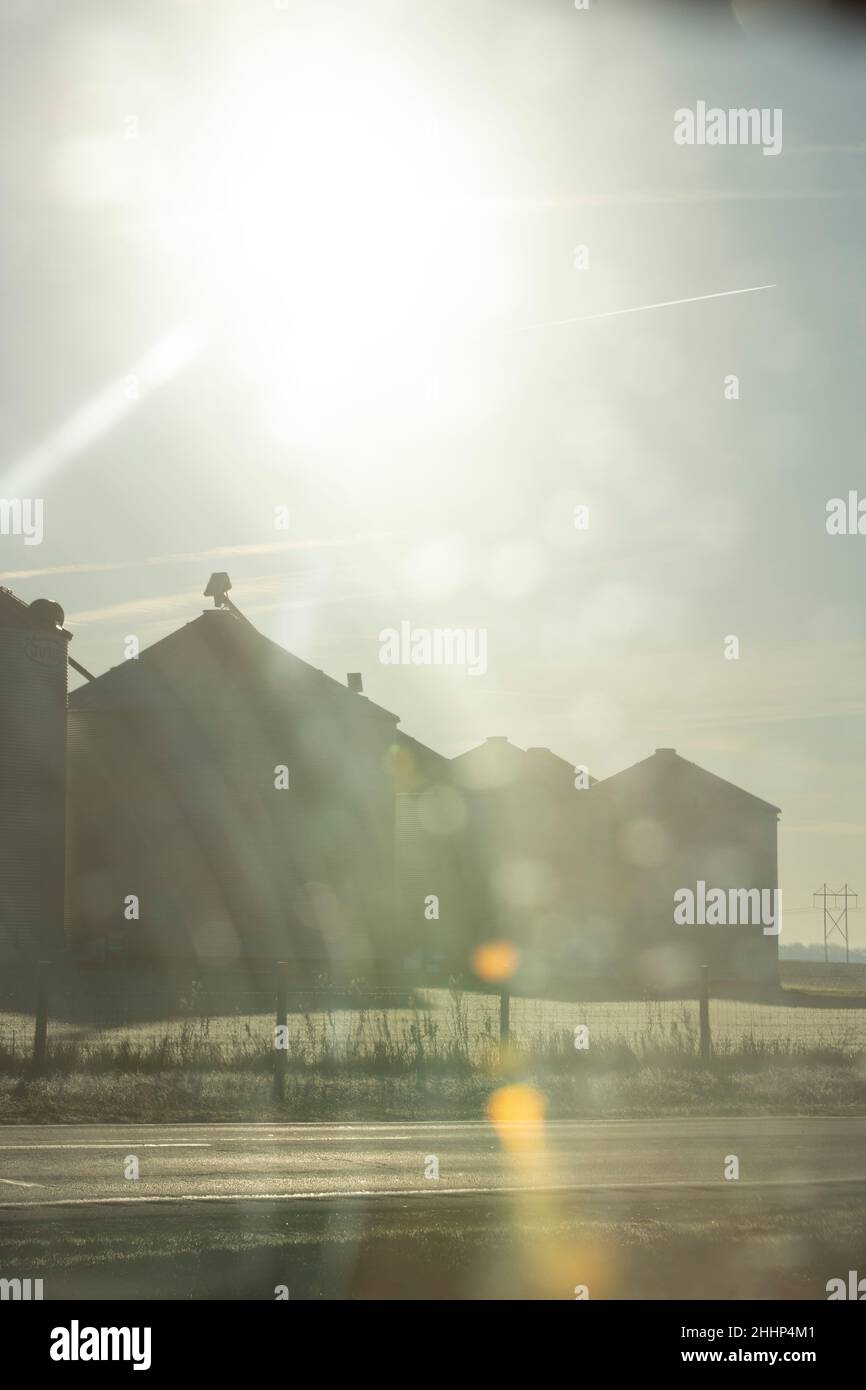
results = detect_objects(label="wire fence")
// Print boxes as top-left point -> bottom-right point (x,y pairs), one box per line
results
708,998 -> 866,1053
3,966 -> 866,1078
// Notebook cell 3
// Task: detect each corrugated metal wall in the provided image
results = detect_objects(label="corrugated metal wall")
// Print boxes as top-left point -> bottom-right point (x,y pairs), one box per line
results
0,621 -> 68,962
67,702 -> 399,968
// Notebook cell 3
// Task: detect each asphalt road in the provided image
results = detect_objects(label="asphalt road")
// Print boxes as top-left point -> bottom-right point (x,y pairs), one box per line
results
1,1116 -> 864,1208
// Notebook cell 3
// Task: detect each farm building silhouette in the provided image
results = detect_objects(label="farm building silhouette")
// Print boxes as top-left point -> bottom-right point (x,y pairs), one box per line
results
0,576 -> 780,991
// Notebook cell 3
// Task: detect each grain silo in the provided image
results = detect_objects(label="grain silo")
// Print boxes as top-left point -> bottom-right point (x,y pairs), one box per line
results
66,581 -> 405,972
0,587 -> 70,965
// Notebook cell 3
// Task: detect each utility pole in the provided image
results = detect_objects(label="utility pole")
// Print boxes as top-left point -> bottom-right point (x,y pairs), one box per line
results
812,884 -> 858,964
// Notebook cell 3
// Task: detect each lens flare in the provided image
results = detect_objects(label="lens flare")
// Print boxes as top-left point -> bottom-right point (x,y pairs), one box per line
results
471,939 -> 520,983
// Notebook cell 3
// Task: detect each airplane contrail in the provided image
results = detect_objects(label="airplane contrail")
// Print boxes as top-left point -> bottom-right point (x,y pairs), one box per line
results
520,283 -> 776,331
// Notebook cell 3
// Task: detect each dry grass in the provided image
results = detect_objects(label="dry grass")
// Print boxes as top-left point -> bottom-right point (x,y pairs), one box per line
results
3,1058 -> 866,1124
2,985 -> 866,1078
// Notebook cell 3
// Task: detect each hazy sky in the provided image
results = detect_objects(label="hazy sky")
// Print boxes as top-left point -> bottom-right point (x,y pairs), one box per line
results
2,0 -> 865,945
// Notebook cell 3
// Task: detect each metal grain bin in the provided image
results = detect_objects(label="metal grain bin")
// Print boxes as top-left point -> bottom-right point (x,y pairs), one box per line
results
0,589 -> 69,963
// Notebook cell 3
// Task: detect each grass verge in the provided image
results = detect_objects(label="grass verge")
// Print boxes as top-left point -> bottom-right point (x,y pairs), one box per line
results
2,1056 -> 866,1123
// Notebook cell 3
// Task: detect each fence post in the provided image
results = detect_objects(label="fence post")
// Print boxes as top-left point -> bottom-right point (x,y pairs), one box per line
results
699,965 -> 711,1062
33,960 -> 49,1071
499,986 -> 510,1062
273,963 -> 288,1103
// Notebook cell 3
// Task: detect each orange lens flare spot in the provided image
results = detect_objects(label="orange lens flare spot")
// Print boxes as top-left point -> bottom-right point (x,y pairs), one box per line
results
471,939 -> 519,983
487,1083 -> 547,1134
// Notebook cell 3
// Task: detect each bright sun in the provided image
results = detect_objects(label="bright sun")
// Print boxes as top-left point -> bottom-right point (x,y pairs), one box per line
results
167,35 -> 492,442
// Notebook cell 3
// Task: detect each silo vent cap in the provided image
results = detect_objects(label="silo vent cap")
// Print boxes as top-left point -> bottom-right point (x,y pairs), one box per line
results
204,573 -> 232,607
28,598 -> 65,630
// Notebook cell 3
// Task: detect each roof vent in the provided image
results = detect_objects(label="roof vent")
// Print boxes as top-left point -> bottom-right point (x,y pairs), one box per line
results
28,598 -> 65,630
204,573 -> 232,608
347,672 -> 363,694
